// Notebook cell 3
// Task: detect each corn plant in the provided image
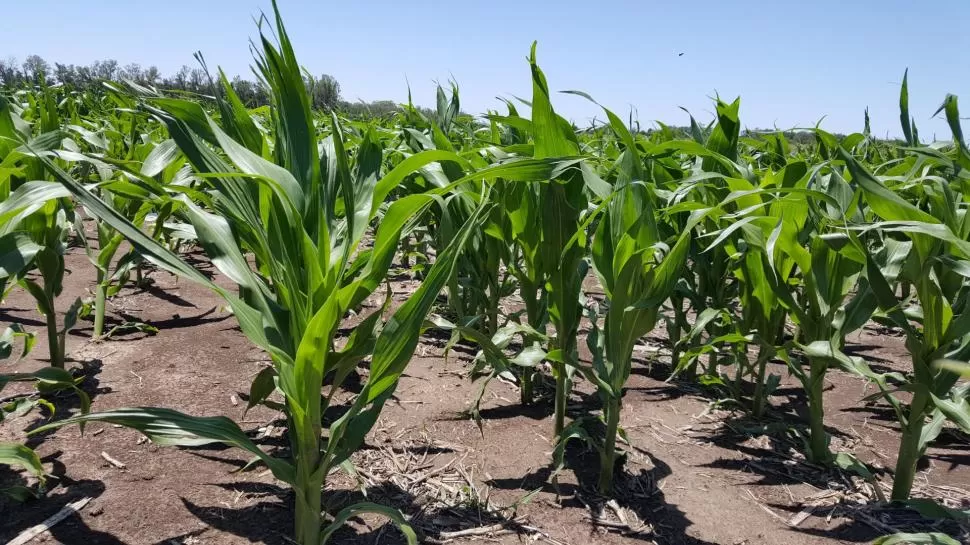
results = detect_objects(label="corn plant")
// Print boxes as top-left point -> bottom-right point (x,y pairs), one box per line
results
496,109 -> 549,404
0,92 -> 83,369
438,99 -> 553,406
432,49 -> 597,427
467,104 -> 552,406
528,44 -> 588,439
391,87 -> 550,406
676,193 -> 786,415
841,127 -> 970,500
585,176 -> 692,493
757,164 -> 878,462
501,185 -> 548,403
662,101 -> 745,382
65,91 -> 176,338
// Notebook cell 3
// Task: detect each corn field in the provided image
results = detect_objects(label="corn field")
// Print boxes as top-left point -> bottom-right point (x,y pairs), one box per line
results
2,4 -> 970,545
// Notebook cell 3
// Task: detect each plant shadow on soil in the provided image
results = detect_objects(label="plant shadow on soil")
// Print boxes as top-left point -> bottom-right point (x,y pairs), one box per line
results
0,454 -> 125,544
22,358 -> 112,450
485,437 -> 717,545
693,404 -> 912,543
163,443 -> 719,545
15,384 -> 728,545
0,307 -> 46,328
925,431 -> 970,469
2,447 -> 293,544
609,347 -> 966,543
137,445 -> 524,544
170,480 -> 293,545
65,306 -> 233,344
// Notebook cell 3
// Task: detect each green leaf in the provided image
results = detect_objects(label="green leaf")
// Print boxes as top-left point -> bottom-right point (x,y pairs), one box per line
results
0,180 -> 71,236
328,201 -> 493,465
31,151 -> 273,354
0,323 -> 34,361
839,149 -> 936,224
800,341 -> 867,375
0,233 -> 40,281
29,407 -> 295,484
140,139 -> 180,177
1,485 -> 37,502
246,366 -> 279,415
935,360 -> 970,377
320,502 -> 417,545
215,70 -> 264,155
528,43 -> 579,159
902,499 -> 970,521
872,533 -> 960,545
0,441 -> 44,479
899,69 -> 914,146
930,392 -> 970,435
833,452 -> 874,480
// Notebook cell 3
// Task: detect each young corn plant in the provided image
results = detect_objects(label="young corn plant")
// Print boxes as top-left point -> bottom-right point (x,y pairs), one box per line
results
0,92 -> 82,369
68,91 -> 173,338
662,100 -> 745,381
82,192 -> 156,339
392,88 -> 549,406
702,208 -> 788,416
760,167 -> 876,463
394,84 -> 506,334
28,5 -> 498,543
841,131 -> 970,500
676,163 -> 807,414
502,176 -> 548,404
480,100 -> 559,405
585,177 -> 692,493
464,99 -> 550,405
538,92 -> 693,492
528,44 -> 588,439
691,150 -> 846,417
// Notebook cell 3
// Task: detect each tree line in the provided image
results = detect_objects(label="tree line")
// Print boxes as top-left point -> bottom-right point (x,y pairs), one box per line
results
0,54 -> 403,116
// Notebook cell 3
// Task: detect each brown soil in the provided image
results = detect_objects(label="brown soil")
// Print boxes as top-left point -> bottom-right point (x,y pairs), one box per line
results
2,239 -> 969,545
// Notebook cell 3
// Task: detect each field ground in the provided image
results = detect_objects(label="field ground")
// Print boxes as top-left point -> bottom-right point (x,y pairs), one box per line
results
2,235 -> 970,545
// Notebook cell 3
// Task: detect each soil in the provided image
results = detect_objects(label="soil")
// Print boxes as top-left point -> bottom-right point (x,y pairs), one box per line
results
2,232 -> 969,545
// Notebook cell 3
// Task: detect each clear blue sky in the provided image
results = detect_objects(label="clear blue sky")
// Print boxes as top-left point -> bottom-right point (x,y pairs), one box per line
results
3,0 -> 969,139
